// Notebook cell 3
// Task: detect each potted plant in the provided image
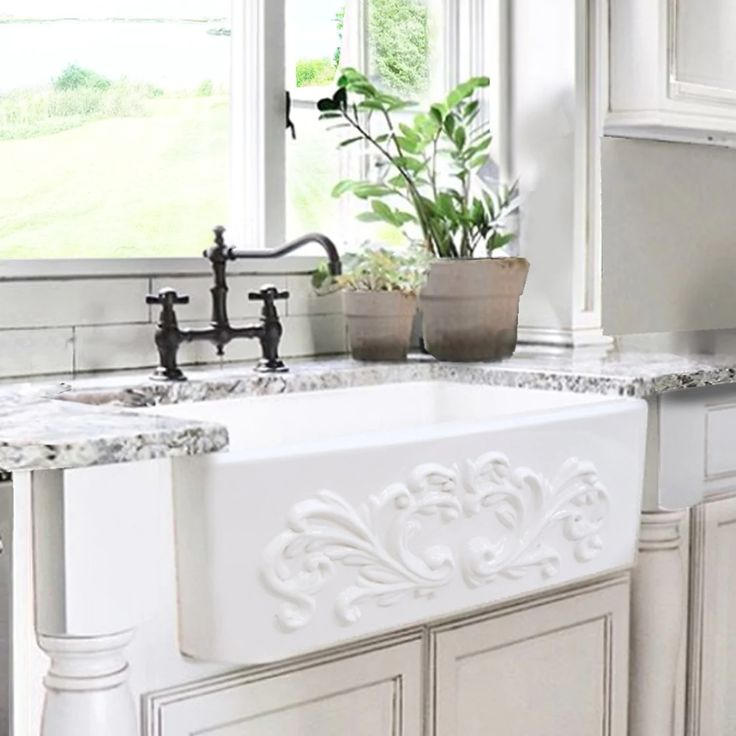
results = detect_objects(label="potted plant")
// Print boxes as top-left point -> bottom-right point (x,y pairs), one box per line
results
313,244 -> 429,361
318,68 -> 527,362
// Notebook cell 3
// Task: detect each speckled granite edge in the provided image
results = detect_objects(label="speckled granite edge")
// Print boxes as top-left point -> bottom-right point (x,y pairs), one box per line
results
0,394 -> 229,473
4,348 -> 736,474
54,353 -> 736,406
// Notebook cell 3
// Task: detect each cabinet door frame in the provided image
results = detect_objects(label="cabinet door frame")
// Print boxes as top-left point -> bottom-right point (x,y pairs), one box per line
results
142,632 -> 424,736
428,575 -> 630,736
687,492 -> 736,736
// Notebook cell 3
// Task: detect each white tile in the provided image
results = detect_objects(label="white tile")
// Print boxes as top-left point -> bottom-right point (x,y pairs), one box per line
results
0,279 -> 150,329
74,321 -> 264,374
149,275 -> 289,323
285,274 -> 344,316
0,328 -> 74,378
74,323 -> 154,373
177,322 -> 262,365
73,313 -> 347,376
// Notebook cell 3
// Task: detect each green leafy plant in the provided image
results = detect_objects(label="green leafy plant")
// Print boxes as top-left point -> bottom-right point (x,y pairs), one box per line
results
313,243 -> 430,294
296,58 -> 337,88
318,68 -> 518,259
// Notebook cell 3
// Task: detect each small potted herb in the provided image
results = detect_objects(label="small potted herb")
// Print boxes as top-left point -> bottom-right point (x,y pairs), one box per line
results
318,69 -> 527,362
314,244 -> 429,361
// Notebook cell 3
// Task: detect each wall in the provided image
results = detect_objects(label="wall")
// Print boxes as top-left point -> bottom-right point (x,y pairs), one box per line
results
602,137 -> 736,336
0,266 -> 346,379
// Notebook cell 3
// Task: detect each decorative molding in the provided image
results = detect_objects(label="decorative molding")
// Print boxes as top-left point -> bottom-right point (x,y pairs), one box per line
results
261,453 -> 609,632
517,325 -> 613,348
637,510 -> 687,551
37,630 -> 137,736
629,509 -> 689,736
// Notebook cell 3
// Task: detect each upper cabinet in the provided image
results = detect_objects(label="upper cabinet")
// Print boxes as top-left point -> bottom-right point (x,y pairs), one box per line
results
606,0 -> 736,146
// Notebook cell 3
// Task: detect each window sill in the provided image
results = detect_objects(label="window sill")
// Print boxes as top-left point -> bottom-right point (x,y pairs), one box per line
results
0,255 -> 323,282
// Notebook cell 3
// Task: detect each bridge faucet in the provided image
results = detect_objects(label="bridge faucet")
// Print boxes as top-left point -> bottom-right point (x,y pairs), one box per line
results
146,227 -> 340,381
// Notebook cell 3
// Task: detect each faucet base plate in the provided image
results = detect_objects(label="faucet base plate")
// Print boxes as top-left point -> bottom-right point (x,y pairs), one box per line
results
150,367 -> 188,382
254,359 -> 289,374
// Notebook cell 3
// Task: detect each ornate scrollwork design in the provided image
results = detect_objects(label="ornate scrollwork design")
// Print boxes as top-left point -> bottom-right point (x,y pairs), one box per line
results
261,453 -> 609,631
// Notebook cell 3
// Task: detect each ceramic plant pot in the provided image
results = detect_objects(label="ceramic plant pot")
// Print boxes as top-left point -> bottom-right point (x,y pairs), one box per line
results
343,291 -> 417,362
420,257 -> 530,362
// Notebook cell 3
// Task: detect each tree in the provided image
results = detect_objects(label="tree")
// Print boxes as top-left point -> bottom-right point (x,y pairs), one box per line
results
334,7 -> 345,68
368,0 -> 429,96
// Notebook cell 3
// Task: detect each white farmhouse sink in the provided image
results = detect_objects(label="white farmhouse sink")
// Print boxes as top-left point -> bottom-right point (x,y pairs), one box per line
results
148,381 -> 647,664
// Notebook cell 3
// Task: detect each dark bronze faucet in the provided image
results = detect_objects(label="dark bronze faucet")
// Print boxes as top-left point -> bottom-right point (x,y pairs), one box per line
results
146,227 -> 342,381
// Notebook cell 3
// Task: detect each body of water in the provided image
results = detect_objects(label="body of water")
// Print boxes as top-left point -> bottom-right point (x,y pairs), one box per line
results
0,20 -> 231,93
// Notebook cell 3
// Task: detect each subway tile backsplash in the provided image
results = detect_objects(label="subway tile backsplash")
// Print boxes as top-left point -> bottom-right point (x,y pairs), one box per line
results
0,279 -> 150,329
0,270 -> 346,379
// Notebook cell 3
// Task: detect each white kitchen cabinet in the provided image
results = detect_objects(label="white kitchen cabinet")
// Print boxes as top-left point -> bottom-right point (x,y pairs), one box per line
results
606,0 -> 736,146
142,575 -> 631,736
143,636 -> 423,736
688,493 -> 736,736
430,576 -> 630,736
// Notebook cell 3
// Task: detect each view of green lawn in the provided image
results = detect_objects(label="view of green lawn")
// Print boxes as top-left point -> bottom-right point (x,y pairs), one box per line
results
0,96 -> 231,258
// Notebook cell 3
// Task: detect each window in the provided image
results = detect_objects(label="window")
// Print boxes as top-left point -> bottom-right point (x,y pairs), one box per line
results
0,0 -> 497,263
0,1 -> 231,259
285,0 -> 448,248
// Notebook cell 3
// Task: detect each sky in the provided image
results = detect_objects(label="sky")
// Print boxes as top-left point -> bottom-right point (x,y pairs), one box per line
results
290,0 -> 344,58
1,1 -> 230,18
0,1 -> 347,92
1,1 -> 344,59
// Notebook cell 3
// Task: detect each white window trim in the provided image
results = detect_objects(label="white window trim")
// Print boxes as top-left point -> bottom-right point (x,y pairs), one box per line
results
0,0 -> 502,280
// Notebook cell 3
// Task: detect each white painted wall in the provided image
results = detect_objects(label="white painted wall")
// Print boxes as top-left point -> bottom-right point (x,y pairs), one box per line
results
602,137 -> 736,335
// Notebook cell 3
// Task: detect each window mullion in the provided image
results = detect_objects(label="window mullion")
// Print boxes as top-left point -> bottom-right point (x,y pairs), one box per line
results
231,0 -> 286,250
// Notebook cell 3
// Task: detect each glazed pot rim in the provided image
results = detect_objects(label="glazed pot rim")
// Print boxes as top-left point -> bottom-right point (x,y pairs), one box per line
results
343,289 -> 417,297
429,256 -> 529,265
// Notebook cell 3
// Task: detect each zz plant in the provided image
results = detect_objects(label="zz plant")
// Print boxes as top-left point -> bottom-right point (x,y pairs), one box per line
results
318,68 -> 518,259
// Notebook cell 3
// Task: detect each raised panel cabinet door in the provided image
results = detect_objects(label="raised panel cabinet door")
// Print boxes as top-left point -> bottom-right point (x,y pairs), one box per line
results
688,494 -> 736,736
144,636 -> 422,736
430,576 -> 629,736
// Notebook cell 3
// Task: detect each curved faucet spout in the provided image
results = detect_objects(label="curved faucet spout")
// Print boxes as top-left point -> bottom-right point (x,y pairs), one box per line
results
230,232 -> 342,276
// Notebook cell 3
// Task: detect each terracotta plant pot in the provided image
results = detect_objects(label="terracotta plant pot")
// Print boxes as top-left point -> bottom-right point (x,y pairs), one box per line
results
420,257 -> 530,362
344,291 -> 417,362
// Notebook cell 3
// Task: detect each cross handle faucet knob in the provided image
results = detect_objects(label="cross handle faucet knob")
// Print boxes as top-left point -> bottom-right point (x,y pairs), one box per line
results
146,288 -> 190,308
248,285 -> 290,303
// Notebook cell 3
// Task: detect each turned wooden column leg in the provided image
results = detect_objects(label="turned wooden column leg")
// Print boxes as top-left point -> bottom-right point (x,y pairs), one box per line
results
629,510 -> 688,736
37,630 -> 137,736
32,469 -> 142,736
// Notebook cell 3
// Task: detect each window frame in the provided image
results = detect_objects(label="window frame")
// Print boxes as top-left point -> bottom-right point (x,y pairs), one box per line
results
0,0 -> 502,280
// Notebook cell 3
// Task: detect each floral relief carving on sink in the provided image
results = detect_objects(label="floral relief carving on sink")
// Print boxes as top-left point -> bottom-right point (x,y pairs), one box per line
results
260,453 -> 610,632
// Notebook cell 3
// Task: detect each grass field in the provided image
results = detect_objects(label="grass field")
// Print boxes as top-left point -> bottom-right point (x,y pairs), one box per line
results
0,94 -> 348,259
0,96 -> 231,258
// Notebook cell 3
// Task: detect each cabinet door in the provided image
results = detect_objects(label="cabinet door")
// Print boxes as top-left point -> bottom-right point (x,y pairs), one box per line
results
607,0 -> 736,145
688,494 -> 736,736
144,637 -> 422,736
430,577 -> 629,736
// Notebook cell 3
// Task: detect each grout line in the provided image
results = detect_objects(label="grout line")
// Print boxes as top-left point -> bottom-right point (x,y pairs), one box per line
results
71,326 -> 77,376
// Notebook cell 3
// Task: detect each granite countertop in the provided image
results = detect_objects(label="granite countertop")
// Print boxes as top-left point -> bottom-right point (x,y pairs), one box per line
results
3,346 -> 736,474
